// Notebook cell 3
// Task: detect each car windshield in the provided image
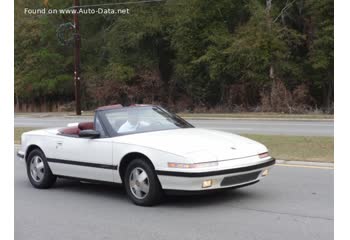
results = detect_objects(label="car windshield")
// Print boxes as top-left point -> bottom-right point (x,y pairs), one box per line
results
102,106 -> 193,136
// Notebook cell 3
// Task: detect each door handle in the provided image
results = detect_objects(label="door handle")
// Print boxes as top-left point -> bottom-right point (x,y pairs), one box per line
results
56,141 -> 63,148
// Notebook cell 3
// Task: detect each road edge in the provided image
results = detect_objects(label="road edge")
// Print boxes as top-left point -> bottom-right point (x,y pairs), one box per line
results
15,113 -> 334,121
276,159 -> 333,168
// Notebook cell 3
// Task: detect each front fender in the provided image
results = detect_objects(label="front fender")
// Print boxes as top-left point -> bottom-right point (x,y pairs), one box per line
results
113,142 -> 186,182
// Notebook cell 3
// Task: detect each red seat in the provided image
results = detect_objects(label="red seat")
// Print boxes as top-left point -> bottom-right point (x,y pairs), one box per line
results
58,122 -> 94,135
59,126 -> 80,135
78,122 -> 94,130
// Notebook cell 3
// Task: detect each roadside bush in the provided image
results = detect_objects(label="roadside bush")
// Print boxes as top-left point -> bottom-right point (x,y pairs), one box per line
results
260,79 -> 315,113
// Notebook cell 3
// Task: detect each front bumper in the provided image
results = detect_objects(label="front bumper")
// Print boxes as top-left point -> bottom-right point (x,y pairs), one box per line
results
157,157 -> 275,192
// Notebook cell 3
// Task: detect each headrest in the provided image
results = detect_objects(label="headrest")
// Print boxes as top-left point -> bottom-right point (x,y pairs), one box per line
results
78,122 -> 94,130
59,127 -> 80,135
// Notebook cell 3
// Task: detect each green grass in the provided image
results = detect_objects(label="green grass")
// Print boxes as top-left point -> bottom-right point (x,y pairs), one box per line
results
242,134 -> 334,162
14,127 -> 333,163
14,127 -> 38,144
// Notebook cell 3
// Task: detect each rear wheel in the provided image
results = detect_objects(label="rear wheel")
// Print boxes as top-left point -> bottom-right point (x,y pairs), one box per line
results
26,149 -> 56,189
124,159 -> 163,206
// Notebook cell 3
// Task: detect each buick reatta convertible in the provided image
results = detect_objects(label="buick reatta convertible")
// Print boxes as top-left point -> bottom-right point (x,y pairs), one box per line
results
17,105 -> 275,206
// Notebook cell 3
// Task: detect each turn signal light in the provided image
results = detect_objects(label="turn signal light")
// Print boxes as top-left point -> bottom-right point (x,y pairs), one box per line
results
168,162 -> 218,169
258,152 -> 269,159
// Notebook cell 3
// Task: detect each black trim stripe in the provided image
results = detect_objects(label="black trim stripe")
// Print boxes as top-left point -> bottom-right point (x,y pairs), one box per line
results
17,152 -> 24,158
156,158 -> 275,177
47,158 -> 117,170
56,175 -> 121,185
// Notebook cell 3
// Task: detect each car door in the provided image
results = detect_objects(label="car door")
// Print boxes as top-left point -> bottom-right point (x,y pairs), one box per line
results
51,136 -> 114,182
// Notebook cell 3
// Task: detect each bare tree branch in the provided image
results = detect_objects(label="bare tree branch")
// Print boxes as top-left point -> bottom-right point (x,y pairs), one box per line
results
273,0 -> 297,23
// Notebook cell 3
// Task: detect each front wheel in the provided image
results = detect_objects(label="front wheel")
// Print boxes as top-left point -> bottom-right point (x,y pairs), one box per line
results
26,149 -> 56,189
124,159 -> 163,206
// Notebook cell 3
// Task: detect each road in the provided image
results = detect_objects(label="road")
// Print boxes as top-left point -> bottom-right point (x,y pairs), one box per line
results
14,116 -> 333,136
14,151 -> 333,240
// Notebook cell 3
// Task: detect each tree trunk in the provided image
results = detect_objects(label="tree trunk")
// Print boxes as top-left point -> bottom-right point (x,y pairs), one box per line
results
15,93 -> 20,112
266,0 -> 277,111
266,0 -> 274,81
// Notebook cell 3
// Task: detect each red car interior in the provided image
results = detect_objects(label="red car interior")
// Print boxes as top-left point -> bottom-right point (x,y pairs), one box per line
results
58,121 -> 94,135
57,104 -> 148,136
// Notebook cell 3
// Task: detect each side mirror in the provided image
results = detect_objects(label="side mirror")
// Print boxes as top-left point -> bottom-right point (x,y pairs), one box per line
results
79,129 -> 100,138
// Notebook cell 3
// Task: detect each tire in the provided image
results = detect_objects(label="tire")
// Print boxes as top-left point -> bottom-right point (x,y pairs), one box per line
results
26,148 -> 56,189
124,158 -> 163,206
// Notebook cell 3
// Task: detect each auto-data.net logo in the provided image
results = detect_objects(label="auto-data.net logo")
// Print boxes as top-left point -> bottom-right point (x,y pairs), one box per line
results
23,7 -> 130,15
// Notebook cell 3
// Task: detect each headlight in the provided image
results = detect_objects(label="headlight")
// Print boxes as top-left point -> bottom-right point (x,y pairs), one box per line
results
168,161 -> 218,169
261,169 -> 269,176
258,152 -> 270,159
202,180 -> 213,188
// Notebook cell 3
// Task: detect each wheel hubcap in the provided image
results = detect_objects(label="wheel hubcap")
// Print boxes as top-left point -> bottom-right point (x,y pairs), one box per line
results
129,167 -> 149,199
30,156 -> 45,182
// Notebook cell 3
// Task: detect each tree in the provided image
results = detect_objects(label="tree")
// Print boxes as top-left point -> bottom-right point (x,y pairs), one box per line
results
14,0 -> 334,112
15,0 -> 74,110
306,0 -> 334,111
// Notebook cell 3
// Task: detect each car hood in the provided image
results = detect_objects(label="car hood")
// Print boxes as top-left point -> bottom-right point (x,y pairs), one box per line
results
115,128 -> 267,162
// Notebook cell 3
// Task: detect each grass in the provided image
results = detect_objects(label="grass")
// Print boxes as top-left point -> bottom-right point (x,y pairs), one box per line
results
14,127 -> 333,163
14,127 -> 38,144
242,134 -> 334,162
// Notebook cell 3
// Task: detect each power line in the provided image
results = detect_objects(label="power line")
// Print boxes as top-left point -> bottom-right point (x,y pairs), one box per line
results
69,0 -> 165,9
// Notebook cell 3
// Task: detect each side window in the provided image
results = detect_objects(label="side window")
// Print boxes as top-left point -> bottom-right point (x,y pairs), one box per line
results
95,116 -> 107,137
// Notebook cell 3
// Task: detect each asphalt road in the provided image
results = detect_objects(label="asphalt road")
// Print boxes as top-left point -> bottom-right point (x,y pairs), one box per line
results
15,151 -> 334,240
14,116 -> 333,136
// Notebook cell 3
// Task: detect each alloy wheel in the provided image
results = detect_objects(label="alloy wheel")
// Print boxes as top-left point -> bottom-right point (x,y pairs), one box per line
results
129,167 -> 150,199
30,156 -> 45,182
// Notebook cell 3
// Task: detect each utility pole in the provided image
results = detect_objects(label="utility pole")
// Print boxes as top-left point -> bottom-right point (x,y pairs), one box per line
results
73,0 -> 81,115
68,0 -> 163,115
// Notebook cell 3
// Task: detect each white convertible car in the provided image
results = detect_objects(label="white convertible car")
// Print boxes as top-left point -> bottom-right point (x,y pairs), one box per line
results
17,104 -> 275,206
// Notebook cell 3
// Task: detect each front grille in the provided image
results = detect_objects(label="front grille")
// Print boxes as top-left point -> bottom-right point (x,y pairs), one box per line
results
220,171 -> 261,187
